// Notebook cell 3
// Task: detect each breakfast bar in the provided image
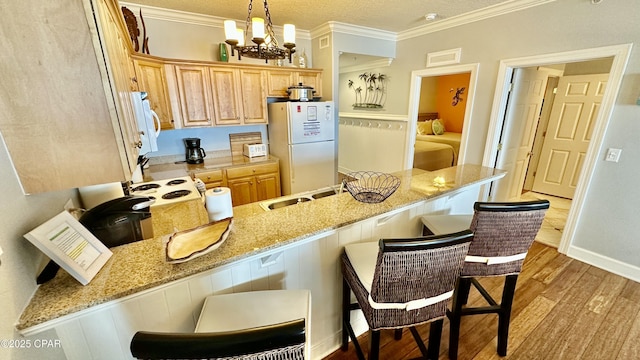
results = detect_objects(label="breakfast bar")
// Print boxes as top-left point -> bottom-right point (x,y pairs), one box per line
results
16,165 -> 504,360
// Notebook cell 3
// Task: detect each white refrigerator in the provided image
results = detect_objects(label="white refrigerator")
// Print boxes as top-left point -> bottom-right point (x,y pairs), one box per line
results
268,101 -> 336,195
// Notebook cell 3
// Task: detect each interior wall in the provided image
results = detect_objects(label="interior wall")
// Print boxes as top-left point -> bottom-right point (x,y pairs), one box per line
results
418,77 -> 437,113
435,73 -> 470,133
390,0 -> 640,273
0,134 -> 68,358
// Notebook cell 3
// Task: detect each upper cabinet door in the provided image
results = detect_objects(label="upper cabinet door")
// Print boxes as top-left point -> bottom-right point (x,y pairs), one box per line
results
266,70 -> 295,97
210,67 -> 243,125
134,57 -> 174,130
296,71 -> 322,99
239,69 -> 268,124
174,65 -> 214,127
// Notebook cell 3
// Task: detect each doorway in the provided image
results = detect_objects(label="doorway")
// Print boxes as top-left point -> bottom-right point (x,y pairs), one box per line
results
405,63 -> 479,170
483,44 -> 632,254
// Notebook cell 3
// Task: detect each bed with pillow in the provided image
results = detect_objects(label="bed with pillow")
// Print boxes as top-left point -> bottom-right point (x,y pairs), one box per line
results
415,113 -> 462,165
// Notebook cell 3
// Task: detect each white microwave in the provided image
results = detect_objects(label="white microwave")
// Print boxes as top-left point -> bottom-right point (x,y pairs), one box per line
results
131,92 -> 160,154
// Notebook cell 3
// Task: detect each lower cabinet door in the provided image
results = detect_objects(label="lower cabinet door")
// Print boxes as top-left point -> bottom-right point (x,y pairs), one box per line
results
255,173 -> 281,201
228,176 -> 255,206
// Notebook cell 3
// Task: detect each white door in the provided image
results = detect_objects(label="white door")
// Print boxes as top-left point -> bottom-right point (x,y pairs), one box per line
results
493,68 -> 551,201
532,74 -> 608,199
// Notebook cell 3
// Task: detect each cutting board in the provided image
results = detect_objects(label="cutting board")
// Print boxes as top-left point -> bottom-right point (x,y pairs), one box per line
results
229,132 -> 263,157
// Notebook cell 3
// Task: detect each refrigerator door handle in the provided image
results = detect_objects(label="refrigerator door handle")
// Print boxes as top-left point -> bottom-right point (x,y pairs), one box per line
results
288,152 -> 295,183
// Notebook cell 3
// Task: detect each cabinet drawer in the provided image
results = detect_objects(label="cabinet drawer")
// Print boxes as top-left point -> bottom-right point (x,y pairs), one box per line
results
226,162 -> 279,179
194,169 -> 224,183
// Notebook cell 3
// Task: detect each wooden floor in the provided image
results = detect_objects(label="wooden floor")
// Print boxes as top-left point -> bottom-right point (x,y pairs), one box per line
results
324,242 -> 640,359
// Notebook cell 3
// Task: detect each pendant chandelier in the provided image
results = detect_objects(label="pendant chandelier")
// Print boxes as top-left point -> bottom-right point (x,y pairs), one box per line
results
223,0 -> 296,63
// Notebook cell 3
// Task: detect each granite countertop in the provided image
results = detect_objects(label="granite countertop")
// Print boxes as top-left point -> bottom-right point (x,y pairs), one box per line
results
16,165 -> 504,332
142,155 -> 279,181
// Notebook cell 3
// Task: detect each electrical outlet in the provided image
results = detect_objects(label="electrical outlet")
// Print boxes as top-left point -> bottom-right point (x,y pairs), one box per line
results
605,148 -> 622,162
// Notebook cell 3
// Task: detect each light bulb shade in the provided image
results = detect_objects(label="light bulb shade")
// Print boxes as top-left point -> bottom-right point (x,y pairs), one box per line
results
224,20 -> 237,41
283,24 -> 295,44
236,29 -> 245,46
252,17 -> 265,39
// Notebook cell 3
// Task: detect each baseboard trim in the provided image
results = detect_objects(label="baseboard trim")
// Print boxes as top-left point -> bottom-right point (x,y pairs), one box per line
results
566,245 -> 640,283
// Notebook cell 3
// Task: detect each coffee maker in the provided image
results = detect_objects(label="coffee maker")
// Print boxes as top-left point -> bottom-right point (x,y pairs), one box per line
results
184,138 -> 206,164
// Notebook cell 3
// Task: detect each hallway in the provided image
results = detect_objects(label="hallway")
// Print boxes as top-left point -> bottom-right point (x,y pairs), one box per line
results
520,191 -> 571,249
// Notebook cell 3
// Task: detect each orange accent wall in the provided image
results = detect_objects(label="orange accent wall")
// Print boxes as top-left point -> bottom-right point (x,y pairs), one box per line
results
435,73 -> 470,133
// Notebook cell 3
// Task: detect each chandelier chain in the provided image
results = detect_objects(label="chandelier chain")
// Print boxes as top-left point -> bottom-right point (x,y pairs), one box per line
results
245,0 -> 253,37
263,0 -> 279,47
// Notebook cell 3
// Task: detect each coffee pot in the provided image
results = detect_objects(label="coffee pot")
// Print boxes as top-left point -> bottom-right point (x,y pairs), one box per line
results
184,138 -> 206,164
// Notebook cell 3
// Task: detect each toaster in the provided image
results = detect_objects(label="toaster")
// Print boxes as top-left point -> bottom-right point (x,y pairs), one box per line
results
243,143 -> 267,158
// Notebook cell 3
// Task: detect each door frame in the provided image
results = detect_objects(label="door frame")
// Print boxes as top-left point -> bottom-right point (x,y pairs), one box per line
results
483,43 -> 632,254
404,63 -> 479,169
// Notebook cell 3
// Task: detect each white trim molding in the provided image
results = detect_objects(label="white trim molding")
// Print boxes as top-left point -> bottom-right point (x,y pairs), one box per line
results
567,245 -> 640,283
339,112 -> 407,122
310,21 -> 397,41
398,0 -> 555,41
339,57 -> 394,74
119,2 -> 312,40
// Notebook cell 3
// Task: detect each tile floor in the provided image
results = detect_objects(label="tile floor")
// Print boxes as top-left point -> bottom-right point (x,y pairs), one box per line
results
519,191 -> 571,248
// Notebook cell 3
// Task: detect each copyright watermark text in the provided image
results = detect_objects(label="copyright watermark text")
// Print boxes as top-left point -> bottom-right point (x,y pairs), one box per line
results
1,338 -> 61,349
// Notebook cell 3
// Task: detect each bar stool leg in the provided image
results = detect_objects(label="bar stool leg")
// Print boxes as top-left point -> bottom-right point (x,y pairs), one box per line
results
369,330 -> 380,360
427,319 -> 443,360
448,277 -> 471,360
341,278 -> 351,351
497,274 -> 519,356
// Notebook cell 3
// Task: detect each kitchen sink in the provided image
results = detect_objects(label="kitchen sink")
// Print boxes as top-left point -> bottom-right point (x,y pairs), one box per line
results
267,196 -> 313,210
260,186 -> 340,211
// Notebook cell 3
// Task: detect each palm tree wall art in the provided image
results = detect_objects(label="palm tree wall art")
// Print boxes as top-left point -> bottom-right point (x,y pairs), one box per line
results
348,72 -> 387,109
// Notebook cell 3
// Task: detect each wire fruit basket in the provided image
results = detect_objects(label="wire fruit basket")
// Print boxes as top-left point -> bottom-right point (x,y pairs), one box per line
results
342,171 -> 400,203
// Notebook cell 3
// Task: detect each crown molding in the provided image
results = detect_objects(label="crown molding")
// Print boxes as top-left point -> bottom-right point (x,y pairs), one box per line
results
339,58 -> 394,74
119,1 -> 312,40
397,0 -> 556,41
310,21 -> 397,41
120,0 -> 553,43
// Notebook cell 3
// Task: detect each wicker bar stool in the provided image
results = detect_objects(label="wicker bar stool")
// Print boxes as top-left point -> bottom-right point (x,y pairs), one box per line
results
421,200 -> 550,359
341,230 -> 474,360
130,290 -> 311,360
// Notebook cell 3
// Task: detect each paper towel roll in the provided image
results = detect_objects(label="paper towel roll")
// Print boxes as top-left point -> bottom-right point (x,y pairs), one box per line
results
205,187 -> 233,222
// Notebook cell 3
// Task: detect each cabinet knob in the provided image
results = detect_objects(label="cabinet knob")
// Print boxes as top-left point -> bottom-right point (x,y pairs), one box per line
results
135,140 -> 143,148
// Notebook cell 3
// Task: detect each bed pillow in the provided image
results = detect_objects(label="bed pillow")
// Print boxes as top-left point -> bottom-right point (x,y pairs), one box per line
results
432,119 -> 445,135
417,121 -> 434,135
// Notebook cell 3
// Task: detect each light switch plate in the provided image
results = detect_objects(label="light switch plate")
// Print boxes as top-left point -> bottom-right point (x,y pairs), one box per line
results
605,148 -> 622,162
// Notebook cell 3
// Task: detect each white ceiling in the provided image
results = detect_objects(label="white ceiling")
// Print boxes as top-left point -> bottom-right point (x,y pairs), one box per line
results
122,0 -> 515,33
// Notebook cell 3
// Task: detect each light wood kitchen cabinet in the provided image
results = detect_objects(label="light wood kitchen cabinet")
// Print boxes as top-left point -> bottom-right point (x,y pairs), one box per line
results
0,0 -> 140,193
226,161 -> 280,206
237,69 -> 268,124
133,56 -> 174,130
296,70 -> 323,98
210,67 -> 267,125
266,69 -> 296,97
193,169 -> 225,189
171,65 -> 214,127
93,0 -> 141,174
266,69 -> 323,98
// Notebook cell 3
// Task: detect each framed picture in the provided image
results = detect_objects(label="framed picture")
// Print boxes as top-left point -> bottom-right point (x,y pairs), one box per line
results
24,211 -> 112,286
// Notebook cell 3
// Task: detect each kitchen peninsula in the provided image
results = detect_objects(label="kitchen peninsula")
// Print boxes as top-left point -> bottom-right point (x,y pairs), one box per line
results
17,165 -> 504,360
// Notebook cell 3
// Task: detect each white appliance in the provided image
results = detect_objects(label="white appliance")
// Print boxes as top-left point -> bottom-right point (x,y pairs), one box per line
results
268,101 -> 336,195
129,176 -> 201,208
131,92 -> 160,154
